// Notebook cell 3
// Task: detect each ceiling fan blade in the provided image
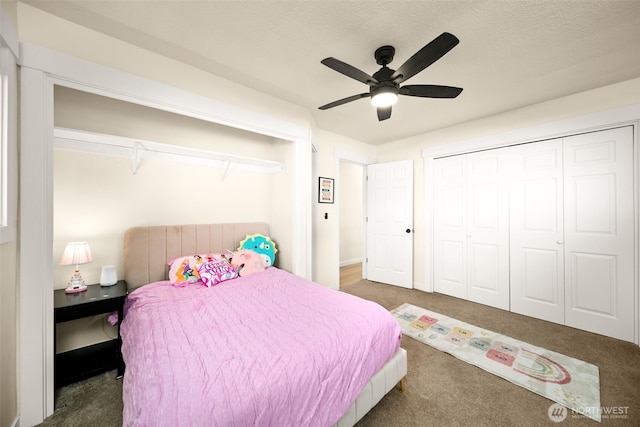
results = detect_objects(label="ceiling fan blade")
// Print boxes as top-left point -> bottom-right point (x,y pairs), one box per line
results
399,85 -> 463,98
390,32 -> 459,83
377,106 -> 392,121
318,93 -> 370,110
321,57 -> 378,86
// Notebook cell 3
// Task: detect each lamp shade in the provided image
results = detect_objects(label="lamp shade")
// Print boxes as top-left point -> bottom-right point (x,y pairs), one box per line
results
60,242 -> 93,266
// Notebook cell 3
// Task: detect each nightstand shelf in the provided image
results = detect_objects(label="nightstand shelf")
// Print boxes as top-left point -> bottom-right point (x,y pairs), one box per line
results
54,280 -> 127,387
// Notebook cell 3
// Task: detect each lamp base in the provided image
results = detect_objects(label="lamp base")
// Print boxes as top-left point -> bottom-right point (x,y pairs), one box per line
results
65,271 -> 88,294
65,284 -> 88,294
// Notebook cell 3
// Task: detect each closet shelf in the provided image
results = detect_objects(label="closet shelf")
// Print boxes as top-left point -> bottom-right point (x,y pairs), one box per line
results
53,127 -> 284,176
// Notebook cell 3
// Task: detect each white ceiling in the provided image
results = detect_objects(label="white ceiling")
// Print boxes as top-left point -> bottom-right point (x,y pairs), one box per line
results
23,0 -> 640,145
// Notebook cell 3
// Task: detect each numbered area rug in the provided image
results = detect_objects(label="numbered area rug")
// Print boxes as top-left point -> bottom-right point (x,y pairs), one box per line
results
391,303 -> 601,422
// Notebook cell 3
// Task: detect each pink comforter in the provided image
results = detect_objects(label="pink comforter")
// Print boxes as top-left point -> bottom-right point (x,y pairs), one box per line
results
121,267 -> 401,426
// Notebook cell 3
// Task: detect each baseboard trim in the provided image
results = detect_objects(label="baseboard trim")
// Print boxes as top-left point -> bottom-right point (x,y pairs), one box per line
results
340,259 -> 363,267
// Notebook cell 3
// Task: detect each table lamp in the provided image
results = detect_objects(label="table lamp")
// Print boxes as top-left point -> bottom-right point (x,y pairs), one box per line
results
60,241 -> 93,294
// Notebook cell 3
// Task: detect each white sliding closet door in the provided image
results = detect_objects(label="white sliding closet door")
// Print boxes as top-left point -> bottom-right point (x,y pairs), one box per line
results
563,127 -> 634,341
466,149 -> 510,309
434,126 -> 635,341
509,139 -> 565,323
433,155 -> 467,299
433,149 -> 510,310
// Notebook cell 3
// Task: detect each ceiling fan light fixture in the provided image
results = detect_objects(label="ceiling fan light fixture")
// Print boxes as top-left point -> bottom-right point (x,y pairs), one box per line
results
370,86 -> 398,107
319,32 -> 462,119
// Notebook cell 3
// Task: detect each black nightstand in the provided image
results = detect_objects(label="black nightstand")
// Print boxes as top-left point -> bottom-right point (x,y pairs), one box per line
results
54,280 -> 128,387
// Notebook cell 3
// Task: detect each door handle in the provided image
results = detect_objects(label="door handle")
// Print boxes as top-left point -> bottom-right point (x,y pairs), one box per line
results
406,229 -> 412,234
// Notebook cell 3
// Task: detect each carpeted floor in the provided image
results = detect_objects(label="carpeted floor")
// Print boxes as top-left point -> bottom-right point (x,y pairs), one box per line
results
343,280 -> 639,427
40,368 -> 123,427
40,278 -> 640,427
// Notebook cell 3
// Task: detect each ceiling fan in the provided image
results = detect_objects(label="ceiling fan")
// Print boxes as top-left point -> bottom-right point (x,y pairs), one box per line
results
318,32 -> 463,121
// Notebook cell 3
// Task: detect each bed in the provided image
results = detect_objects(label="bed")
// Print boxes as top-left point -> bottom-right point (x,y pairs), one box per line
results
121,223 -> 407,426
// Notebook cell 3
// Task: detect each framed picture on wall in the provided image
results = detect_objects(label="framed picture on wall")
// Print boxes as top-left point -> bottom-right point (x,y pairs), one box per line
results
318,177 -> 334,203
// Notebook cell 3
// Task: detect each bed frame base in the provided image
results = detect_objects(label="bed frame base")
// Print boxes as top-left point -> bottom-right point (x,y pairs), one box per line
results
335,347 -> 407,427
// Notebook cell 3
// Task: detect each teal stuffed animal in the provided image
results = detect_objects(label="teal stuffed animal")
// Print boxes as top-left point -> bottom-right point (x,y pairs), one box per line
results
238,234 -> 277,267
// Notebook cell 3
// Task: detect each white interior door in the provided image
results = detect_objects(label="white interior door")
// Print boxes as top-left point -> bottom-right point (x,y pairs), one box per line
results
466,149 -> 510,310
366,160 -> 413,288
509,139 -> 565,323
563,126 -> 635,342
433,155 -> 467,298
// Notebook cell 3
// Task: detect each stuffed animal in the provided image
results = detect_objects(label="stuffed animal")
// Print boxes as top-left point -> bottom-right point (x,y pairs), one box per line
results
230,250 -> 266,277
238,234 -> 277,267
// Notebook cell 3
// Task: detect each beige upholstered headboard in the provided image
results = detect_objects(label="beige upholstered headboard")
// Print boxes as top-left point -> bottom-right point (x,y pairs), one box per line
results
123,222 -> 269,291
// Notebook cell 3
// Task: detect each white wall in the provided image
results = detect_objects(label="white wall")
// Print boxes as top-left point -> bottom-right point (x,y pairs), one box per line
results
313,128 -> 375,288
269,138 -> 295,267
376,78 -> 640,289
17,4 -> 311,133
0,3 -> 19,425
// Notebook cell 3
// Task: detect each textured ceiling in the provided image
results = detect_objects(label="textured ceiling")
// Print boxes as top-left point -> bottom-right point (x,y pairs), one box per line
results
23,0 -> 640,145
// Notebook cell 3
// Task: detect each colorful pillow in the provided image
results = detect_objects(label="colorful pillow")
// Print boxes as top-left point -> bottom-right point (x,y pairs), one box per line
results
167,253 -> 227,285
230,249 -> 267,277
237,234 -> 278,267
197,260 -> 237,287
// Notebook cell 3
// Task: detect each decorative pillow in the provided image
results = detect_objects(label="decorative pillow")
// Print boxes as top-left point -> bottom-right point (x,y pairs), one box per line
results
237,234 -> 278,267
230,249 -> 267,277
197,260 -> 237,287
168,253 -> 228,285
